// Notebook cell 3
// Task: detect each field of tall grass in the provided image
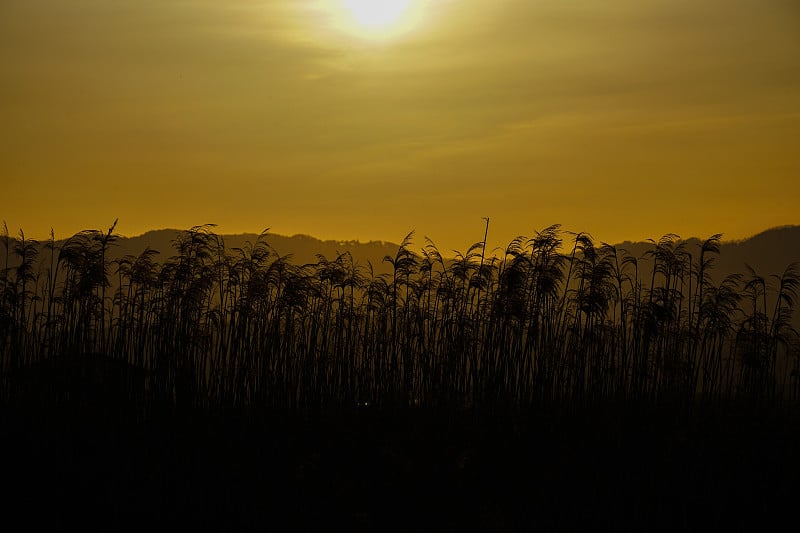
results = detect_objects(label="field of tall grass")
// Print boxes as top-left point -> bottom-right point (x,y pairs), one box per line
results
3,221 -> 800,530
2,220 -> 798,412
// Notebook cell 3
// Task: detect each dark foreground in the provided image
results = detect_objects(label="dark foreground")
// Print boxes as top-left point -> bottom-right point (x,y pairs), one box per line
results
2,401 -> 799,532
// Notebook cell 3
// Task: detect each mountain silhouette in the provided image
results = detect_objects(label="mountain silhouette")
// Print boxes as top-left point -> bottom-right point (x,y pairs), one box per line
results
2,224 -> 798,280
111,224 -> 800,282
615,225 -> 800,284
111,229 -> 402,275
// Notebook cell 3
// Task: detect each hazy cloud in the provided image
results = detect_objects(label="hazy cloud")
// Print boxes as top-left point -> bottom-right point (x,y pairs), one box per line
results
1,0 -> 797,246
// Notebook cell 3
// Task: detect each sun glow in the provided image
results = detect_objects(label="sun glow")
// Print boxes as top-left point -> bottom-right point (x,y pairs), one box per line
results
328,0 -> 427,40
345,0 -> 410,29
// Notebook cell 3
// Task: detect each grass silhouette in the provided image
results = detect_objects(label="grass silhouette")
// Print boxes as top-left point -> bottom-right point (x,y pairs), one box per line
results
1,222 -> 799,411
1,221 -> 799,530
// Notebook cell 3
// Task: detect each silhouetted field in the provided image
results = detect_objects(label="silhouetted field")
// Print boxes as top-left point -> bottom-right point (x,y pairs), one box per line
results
1,222 -> 799,530
3,402 -> 798,531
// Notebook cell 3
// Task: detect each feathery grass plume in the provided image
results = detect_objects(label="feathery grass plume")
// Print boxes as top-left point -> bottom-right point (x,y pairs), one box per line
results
0,222 -> 12,373
3,222 -> 800,412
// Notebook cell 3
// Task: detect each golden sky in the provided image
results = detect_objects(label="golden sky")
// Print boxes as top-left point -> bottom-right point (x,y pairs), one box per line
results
2,0 -> 798,250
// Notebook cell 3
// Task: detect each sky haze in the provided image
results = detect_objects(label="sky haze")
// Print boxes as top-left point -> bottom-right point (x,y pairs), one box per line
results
2,0 -> 798,250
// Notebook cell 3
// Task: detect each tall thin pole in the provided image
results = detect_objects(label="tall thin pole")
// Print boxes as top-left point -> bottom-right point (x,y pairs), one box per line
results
480,216 -> 490,270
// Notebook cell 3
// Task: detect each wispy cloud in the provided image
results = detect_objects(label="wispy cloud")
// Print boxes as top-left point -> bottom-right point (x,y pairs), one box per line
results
1,0 -> 798,246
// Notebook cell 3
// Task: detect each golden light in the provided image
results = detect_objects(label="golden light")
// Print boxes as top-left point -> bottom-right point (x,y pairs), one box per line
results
325,0 -> 428,40
344,0 -> 410,29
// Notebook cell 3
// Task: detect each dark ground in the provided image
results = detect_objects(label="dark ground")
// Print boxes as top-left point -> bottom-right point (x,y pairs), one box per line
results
2,401 -> 799,532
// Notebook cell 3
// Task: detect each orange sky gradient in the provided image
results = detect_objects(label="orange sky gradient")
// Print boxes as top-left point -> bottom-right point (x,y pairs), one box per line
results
2,0 -> 798,251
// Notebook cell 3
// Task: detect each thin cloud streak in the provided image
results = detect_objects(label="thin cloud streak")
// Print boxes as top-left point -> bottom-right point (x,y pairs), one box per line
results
0,0 -> 797,248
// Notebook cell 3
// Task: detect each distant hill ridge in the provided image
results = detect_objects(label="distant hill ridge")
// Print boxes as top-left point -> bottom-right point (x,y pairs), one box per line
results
114,229 -> 402,273
122,225 -> 800,277
2,225 -> 799,279
614,225 -> 800,283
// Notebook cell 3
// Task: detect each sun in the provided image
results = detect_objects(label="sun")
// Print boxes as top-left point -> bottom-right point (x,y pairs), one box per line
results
344,0 -> 410,29
325,0 -> 426,40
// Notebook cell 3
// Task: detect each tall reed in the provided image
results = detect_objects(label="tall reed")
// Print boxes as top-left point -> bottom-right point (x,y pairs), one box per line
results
1,223 -> 798,411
